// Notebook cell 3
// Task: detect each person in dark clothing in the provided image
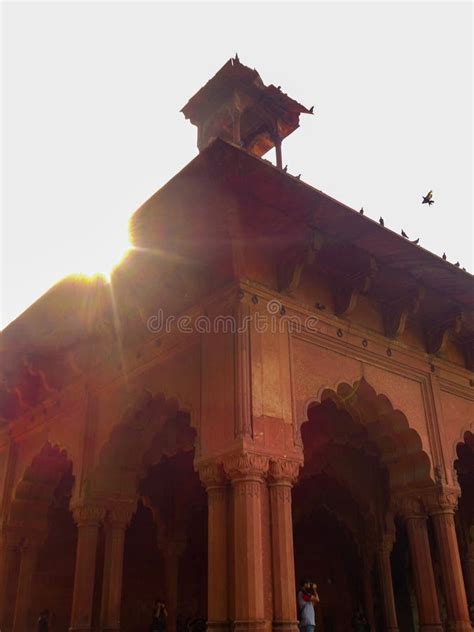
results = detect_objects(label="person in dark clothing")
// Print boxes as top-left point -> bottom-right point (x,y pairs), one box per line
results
150,600 -> 168,632
37,610 -> 50,632
352,607 -> 370,632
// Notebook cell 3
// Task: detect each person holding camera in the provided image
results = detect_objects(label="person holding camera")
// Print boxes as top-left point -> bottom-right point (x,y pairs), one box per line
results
297,580 -> 320,632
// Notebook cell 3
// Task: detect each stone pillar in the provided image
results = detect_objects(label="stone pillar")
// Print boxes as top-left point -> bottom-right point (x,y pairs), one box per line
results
427,490 -> 472,632
70,504 -> 105,632
362,548 -> 376,632
268,458 -> 300,632
399,497 -> 443,632
163,535 -> 186,632
376,532 -> 399,632
12,536 -> 41,632
466,528 -> 474,608
199,462 -> 229,632
224,453 -> 269,632
0,530 -> 20,630
100,502 -> 135,632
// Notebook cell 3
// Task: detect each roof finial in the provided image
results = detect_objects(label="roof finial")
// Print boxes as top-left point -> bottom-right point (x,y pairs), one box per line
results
234,53 -> 239,62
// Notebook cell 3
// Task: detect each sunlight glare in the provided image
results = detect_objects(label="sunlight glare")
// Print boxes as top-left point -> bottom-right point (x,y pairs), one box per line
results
68,221 -> 132,282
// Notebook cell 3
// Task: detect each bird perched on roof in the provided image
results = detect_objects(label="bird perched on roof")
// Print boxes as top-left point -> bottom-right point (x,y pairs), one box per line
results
359,207 -> 364,214
309,106 -> 314,114
411,238 -> 420,245
296,174 -> 301,180
422,190 -> 434,205
401,229 -> 408,238
379,217 -> 384,226
454,261 -> 460,267
442,253 -> 447,260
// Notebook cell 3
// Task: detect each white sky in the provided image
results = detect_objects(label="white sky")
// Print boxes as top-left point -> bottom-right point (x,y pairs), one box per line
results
2,1 -> 473,329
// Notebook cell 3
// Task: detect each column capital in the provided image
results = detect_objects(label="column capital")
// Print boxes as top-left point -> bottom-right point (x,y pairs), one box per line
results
222,452 -> 269,482
0,528 -> 22,550
268,458 -> 301,485
106,500 -> 136,529
378,530 -> 396,555
394,494 -> 427,521
72,502 -> 106,527
197,460 -> 227,489
425,486 -> 460,516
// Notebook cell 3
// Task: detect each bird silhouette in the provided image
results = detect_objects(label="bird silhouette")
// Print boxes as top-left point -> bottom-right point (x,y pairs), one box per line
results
309,106 -> 314,114
422,190 -> 434,205
401,229 -> 409,238
296,174 -> 301,180
379,217 -> 384,226
283,165 -> 288,172
454,261 -> 460,267
359,207 -> 364,214
442,253 -> 447,260
411,238 -> 420,245
462,267 -> 466,271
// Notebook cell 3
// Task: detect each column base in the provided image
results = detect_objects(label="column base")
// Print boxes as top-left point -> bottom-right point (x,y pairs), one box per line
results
447,623 -> 474,632
207,621 -> 231,632
272,621 -> 299,632
233,620 -> 267,632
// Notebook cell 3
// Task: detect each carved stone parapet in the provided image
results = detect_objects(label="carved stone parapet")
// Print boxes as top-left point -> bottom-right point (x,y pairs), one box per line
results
223,452 -> 269,482
72,503 -> 106,527
268,458 -> 301,485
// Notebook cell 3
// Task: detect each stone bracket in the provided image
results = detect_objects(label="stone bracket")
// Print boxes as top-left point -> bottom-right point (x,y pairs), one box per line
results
277,230 -> 324,294
333,256 -> 378,317
382,288 -> 425,339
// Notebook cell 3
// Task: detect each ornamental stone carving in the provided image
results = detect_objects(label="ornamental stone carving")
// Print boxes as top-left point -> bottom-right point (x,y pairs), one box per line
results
394,495 -> 426,521
425,486 -> 460,516
197,461 -> 227,488
223,452 -> 269,481
107,501 -> 136,528
72,503 -> 106,526
268,458 -> 301,485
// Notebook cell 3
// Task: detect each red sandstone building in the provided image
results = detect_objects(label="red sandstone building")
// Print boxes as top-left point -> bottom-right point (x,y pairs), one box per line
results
0,57 -> 473,632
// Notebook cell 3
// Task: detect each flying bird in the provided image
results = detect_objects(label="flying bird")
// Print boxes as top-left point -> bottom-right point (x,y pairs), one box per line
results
422,190 -> 434,205
401,229 -> 408,238
359,207 -> 364,214
411,238 -> 420,245
379,217 -> 384,226
309,106 -> 314,114
442,253 -> 447,260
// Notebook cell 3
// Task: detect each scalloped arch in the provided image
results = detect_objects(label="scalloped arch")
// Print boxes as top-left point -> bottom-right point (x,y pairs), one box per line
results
302,378 -> 433,490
